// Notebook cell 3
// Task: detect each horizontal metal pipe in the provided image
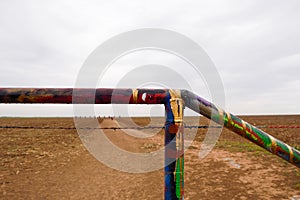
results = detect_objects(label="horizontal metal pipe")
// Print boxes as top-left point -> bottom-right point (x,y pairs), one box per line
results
0,88 -> 168,104
0,87 -> 299,168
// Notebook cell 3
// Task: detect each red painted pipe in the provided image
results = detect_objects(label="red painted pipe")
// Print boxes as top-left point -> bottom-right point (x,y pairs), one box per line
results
0,88 -> 168,104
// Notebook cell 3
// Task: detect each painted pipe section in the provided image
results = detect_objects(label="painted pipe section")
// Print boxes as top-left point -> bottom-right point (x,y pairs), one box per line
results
0,87 -> 299,168
164,92 -> 178,200
171,91 -> 184,200
0,88 -> 168,104
181,89 -> 300,168
164,90 -> 184,200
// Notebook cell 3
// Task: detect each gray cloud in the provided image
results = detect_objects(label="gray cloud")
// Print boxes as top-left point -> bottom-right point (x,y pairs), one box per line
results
0,0 -> 299,116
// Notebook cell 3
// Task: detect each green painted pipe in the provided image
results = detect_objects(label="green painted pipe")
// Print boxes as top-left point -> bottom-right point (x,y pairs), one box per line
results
181,89 -> 300,168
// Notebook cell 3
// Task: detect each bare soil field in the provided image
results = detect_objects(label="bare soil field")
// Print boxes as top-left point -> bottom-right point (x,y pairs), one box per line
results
1,115 -> 300,199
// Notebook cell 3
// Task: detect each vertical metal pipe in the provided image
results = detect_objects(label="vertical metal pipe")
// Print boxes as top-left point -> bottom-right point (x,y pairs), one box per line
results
164,92 -> 177,200
164,90 -> 184,200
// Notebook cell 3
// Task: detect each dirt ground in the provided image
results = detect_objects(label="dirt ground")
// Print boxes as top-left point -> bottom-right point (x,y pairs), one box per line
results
1,115 -> 300,199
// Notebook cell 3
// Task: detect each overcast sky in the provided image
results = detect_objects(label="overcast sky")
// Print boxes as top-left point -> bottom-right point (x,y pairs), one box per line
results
0,0 -> 300,116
